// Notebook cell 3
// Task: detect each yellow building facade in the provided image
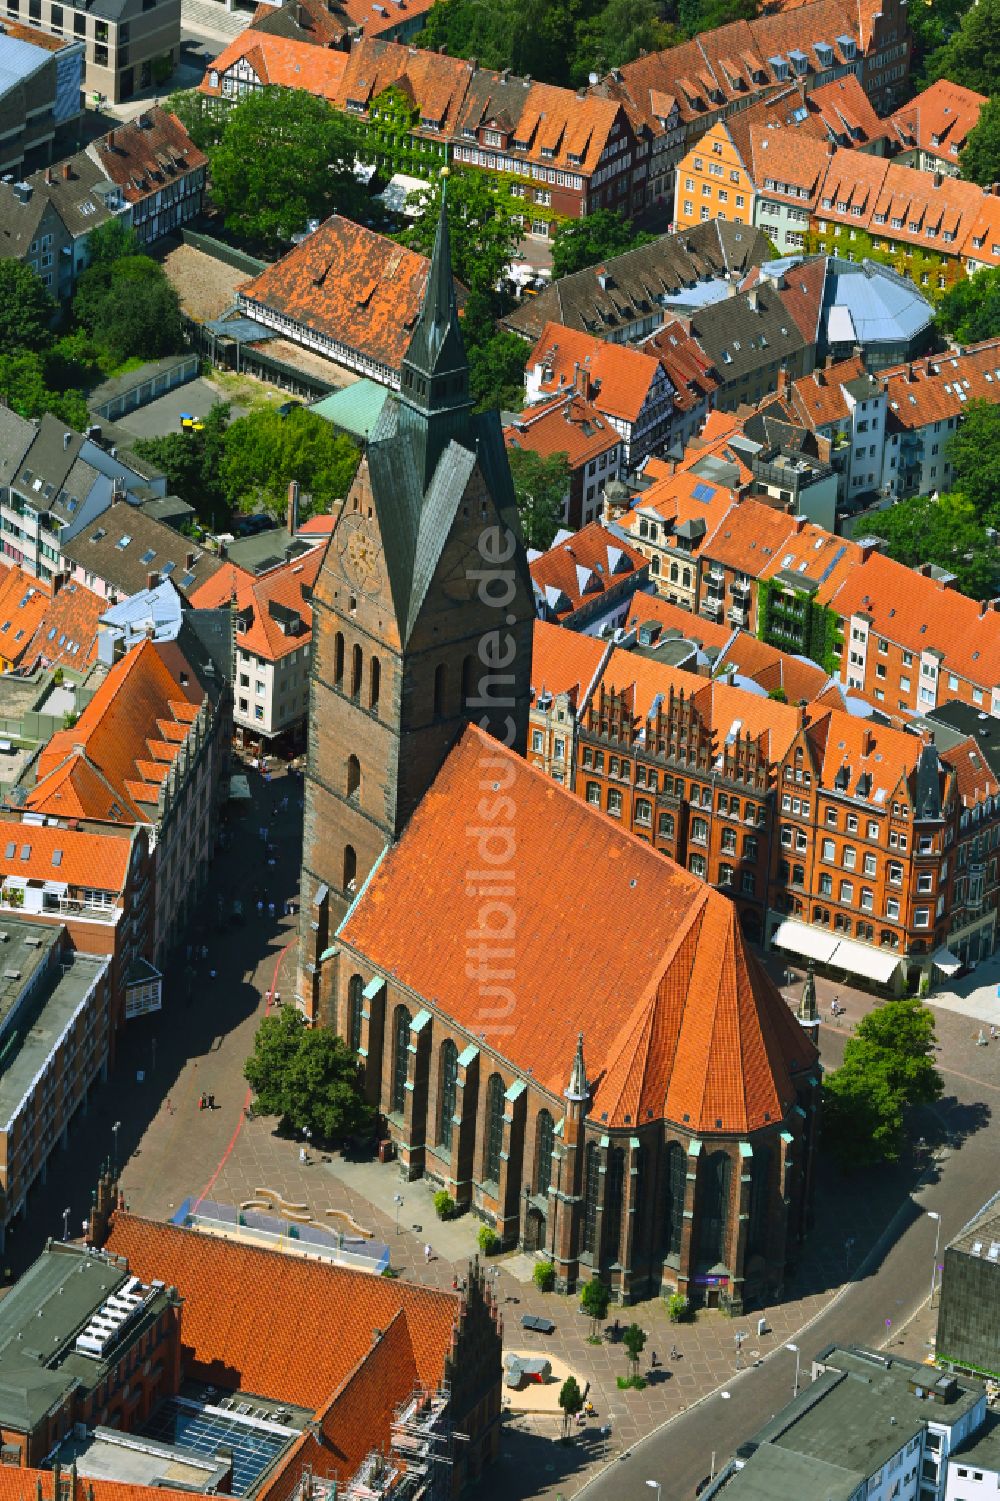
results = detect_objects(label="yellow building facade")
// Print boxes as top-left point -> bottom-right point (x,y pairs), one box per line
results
673,120 -> 754,233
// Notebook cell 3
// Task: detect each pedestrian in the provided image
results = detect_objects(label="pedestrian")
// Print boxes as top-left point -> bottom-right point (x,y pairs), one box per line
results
299,1146 -> 307,1165
256,899 -> 264,916
268,901 -> 276,918
670,1344 -> 679,1361
209,968 -> 217,981
424,1243 -> 432,1264
650,1350 -> 658,1368
165,1097 -> 172,1115
201,944 -> 209,962
992,1026 -> 998,1041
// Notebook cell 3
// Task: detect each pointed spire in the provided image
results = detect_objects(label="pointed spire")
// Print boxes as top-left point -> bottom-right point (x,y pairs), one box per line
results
565,1031 -> 588,1103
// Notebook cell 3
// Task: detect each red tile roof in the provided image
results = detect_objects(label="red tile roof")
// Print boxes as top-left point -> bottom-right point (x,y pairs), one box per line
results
192,549 -> 323,664
529,521 -> 647,621
297,515 -> 336,536
879,338 -> 1000,430
340,724 -> 816,1132
829,550 -> 1000,691
642,319 -> 720,413
618,469 -> 740,555
715,630 -> 830,703
239,217 -> 452,374
785,355 -> 868,429
88,108 -> 207,209
105,1215 -> 462,1411
200,31 -> 348,101
942,735 -> 1000,809
0,16 -> 75,49
503,394 -> 623,470
531,619 -> 608,707
25,578 -> 106,670
760,518 -> 864,604
252,0 -> 436,44
0,819 -> 132,892
526,322 -> 663,424
625,593 -> 734,652
887,79 -> 987,165
700,498 -> 798,575
0,567 -> 51,666
805,703 -> 924,803
26,638 -> 204,825
336,38 -> 473,132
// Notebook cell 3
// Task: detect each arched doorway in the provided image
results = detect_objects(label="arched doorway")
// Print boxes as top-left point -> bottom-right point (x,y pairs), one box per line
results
524,1205 -> 546,1252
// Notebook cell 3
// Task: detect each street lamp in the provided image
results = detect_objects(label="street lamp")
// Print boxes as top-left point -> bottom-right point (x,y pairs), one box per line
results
711,1395 -> 731,1482
112,1120 -> 121,1172
927,1210 -> 942,1308
62,1207 -> 70,1241
786,1343 -> 800,1397
645,1483 -> 661,1500
393,1192 -> 403,1236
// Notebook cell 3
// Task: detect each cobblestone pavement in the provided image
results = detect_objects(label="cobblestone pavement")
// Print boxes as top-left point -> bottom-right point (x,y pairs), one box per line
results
14,768 -> 1000,1501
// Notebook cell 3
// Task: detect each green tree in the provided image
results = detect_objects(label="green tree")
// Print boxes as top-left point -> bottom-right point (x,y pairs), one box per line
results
44,330 -> 104,393
468,330 -> 527,412
0,261 -> 56,353
622,1322 -> 646,1381
165,88 -> 227,152
244,1006 -> 373,1142
508,447 -> 568,549
219,405 -> 360,516
677,0 -> 758,35
924,0 -> 1000,94
283,1028 -> 374,1141
864,493 -> 999,600
550,209 -> 656,280
208,89 -> 362,248
558,1375 -> 584,1437
822,998 -> 943,1169
570,0 -> 675,84
936,264 -> 1000,344
73,255 -> 184,366
243,1006 -> 305,1120
580,1276 -> 610,1337
133,402 -> 231,526
85,218 -> 140,266
946,400 -> 1000,520
402,169 -> 521,299
960,97 -> 1000,187
0,350 -> 88,429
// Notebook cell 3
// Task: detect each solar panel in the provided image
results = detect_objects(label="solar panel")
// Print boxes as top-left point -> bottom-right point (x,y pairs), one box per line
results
692,482 -> 715,503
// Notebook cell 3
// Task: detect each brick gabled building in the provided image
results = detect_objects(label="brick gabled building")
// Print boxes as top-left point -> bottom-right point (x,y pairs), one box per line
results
200,30 -> 348,105
616,467 -> 739,613
84,108 -> 206,247
503,393 -> 626,530
334,721 -> 819,1310
528,521 -> 648,633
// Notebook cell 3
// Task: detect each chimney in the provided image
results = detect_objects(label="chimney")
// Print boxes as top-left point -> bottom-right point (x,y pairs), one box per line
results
62,432 -> 72,450
776,366 -> 789,398
147,571 -> 159,590
287,479 -> 300,535
185,550 -> 196,569
863,729 -> 876,756
979,598 -> 989,617
932,169 -> 943,188
51,573 -> 63,596
793,514 -> 807,532
798,700 -> 808,728
44,166 -> 53,186
107,128 -> 115,150
747,286 -> 760,311
61,161 -> 71,180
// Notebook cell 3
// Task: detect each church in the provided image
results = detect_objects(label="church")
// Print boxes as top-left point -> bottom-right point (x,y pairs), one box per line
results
296,184 -> 820,1310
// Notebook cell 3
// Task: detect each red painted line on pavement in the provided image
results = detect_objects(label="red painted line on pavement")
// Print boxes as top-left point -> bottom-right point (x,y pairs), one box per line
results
192,940 -> 289,1214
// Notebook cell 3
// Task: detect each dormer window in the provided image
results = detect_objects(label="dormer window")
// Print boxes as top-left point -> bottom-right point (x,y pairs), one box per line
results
836,34 -> 856,58
209,69 -> 218,87
483,129 -> 502,147
421,116 -> 441,132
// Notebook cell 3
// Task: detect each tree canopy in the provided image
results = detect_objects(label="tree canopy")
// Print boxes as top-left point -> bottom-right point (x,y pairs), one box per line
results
73,255 -> 185,366
508,446 -> 569,549
207,88 -> 363,248
244,1006 -> 373,1143
165,88 -> 227,152
863,492 -> 1000,600
937,264 -> 1000,345
402,169 -> 521,299
946,400 -> 1000,521
959,96 -> 1000,188
580,1276 -> 610,1334
0,262 -> 56,353
133,403 -> 231,528
822,998 -> 943,1169
922,0 -> 1000,95
550,209 -> 656,280
219,405 -> 360,516
558,1376 -> 584,1437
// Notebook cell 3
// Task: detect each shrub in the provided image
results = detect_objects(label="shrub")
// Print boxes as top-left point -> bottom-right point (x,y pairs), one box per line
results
433,1190 -> 454,1221
665,1292 -> 690,1324
533,1261 -> 556,1292
477,1224 -> 500,1255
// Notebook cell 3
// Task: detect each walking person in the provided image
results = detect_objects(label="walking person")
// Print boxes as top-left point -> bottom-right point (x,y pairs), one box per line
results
424,1243 -> 432,1265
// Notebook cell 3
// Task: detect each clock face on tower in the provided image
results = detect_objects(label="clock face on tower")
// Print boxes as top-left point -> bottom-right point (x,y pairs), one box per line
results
338,514 -> 380,595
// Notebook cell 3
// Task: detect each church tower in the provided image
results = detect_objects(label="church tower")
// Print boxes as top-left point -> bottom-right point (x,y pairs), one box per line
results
297,180 -> 535,1017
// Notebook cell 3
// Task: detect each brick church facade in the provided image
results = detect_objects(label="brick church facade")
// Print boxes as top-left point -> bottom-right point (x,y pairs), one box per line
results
297,185 -> 820,1312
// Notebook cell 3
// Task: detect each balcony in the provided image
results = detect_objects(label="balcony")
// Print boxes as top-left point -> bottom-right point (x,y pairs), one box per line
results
701,594 -> 724,621
731,578 -> 751,599
728,604 -> 750,628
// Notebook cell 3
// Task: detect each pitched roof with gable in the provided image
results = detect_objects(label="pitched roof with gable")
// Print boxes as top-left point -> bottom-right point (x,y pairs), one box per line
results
530,618 -> 608,707
0,567 -> 51,665
785,354 -> 869,429
0,1469 -> 199,1501
829,550 -> 1000,691
104,1214 -> 462,1412
887,79 -> 987,164
340,723 -> 816,1132
506,80 -> 624,178
335,38 -> 473,130
199,30 -> 348,101
760,519 -> 863,603
0,819 -> 132,892
503,393 -> 623,470
625,592 -> 735,653
207,549 -> 323,665
526,323 -> 662,424
879,338 -> 1000,431
250,0 -> 437,46
61,501 -> 222,601
817,148 -> 996,263
24,637 -> 204,825
701,497 -> 798,574
529,521 -> 647,621
619,469 -> 738,556
715,630 -> 830,703
744,125 -> 834,209
239,216 -> 452,374
805,704 -> 926,804
87,107 -> 207,209
642,318 -> 721,413
24,577 -> 106,670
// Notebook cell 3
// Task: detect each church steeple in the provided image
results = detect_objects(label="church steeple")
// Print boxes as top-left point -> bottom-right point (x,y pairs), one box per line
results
565,1032 -> 589,1104
397,171 -> 473,485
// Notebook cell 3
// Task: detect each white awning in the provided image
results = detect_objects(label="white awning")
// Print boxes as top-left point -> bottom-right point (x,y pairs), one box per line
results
41,881 -> 68,895
771,918 -> 840,964
829,936 -> 901,985
229,774 -> 251,801
932,946 -> 962,977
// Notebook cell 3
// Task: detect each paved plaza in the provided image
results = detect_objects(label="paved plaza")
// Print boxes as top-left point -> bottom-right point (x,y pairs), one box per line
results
11,760 -> 1000,1501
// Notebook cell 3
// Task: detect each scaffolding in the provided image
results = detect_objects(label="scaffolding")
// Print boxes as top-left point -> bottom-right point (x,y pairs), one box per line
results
341,1382 -> 452,1501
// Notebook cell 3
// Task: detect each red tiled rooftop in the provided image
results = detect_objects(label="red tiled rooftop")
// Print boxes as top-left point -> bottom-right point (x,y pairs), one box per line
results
529,521 -> 647,620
